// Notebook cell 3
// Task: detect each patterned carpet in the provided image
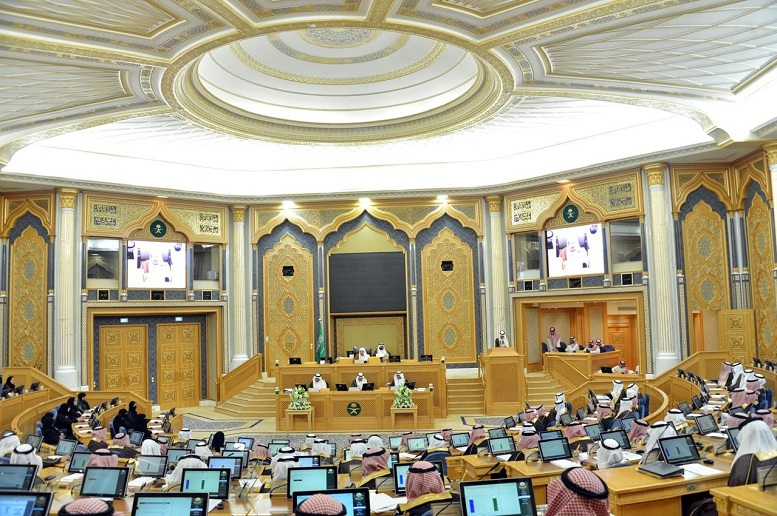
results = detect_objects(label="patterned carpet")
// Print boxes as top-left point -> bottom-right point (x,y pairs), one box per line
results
182,415 -> 260,431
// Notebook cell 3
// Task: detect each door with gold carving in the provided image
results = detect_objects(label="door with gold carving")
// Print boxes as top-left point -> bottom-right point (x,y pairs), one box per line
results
99,325 -> 148,398
607,315 -> 635,370
157,323 -> 201,410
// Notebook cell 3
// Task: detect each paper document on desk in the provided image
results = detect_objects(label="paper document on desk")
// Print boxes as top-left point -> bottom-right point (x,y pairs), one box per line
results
705,432 -> 726,439
399,452 -> 420,460
208,500 -> 221,513
681,464 -> 720,477
622,452 -> 642,462
550,460 -> 581,469
60,473 -> 83,483
129,477 -> 155,488
370,493 -> 406,512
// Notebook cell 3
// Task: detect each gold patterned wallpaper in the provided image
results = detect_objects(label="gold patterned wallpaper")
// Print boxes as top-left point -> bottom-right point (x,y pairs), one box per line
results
262,234 -> 315,371
682,202 -> 730,313
745,194 -> 776,359
9,226 -> 48,369
505,170 -> 642,232
420,227 -> 476,363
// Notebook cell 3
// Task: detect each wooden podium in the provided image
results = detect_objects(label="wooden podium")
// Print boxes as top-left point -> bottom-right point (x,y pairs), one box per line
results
480,347 -> 525,415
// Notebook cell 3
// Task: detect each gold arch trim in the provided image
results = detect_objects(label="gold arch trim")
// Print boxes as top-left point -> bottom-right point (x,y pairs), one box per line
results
670,164 -> 734,214
1,193 -> 56,238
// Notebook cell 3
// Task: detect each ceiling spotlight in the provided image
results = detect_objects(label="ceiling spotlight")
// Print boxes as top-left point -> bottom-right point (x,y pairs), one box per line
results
436,194 -> 448,201
556,179 -> 571,184
358,197 -> 371,207
282,200 -> 296,209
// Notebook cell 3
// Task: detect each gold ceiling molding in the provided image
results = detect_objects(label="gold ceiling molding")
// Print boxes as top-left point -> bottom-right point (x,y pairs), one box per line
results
252,206 -> 362,243
0,192 -> 56,238
670,164 -> 735,214
369,199 -> 483,238
433,0 -> 549,19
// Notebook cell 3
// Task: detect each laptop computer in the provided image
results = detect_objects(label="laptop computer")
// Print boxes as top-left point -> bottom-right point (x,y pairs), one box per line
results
488,427 -> 507,439
293,488 -> 370,516
207,456 -> 242,479
388,356 -> 401,363
271,439 -> 290,444
504,416 -> 517,429
459,477 -> 537,516
237,437 -> 254,450
166,448 -> 189,466
487,436 -> 517,461
576,408 -> 587,421
637,461 -> 684,479
392,463 -> 444,496
287,467 -> 337,499
727,427 -> 741,451
81,467 -> 131,498
131,492 -> 209,516
297,456 -> 320,468
335,384 -> 348,392
537,438 -> 573,462
222,450 -> 250,469
0,465 -> 37,491
54,438 -> 78,458
450,432 -> 470,450
600,429 -> 631,450
658,434 -> 701,466
677,401 -> 692,416
136,455 -> 169,478
584,423 -> 602,441
419,354 -> 433,362
68,451 -> 92,474
407,436 -> 428,452
268,443 -> 286,456
343,449 -> 352,462
406,382 -> 416,390
181,468 -> 230,500
388,436 -> 403,451
328,443 -> 337,458
694,413 -> 719,435
691,395 -> 704,411
620,416 -> 636,433
289,357 -> 302,365
559,413 -> 573,426
0,491 -> 53,516
540,430 -> 563,441
601,366 -> 613,374
729,406 -> 745,416
361,383 -> 375,391
587,400 -> 596,414
25,435 -> 42,452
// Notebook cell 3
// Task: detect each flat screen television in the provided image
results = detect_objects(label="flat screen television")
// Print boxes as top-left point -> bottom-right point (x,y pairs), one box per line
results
127,240 -> 186,289
546,223 -> 605,278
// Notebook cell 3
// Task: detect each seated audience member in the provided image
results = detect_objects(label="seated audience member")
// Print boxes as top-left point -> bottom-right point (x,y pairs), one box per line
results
495,330 -> 510,347
295,494 -> 347,516
596,439 -> 623,469
426,434 -> 446,451
628,420 -> 649,444
565,422 -> 586,440
303,434 -> 317,449
388,371 -> 406,388
731,387 -> 748,407
754,409 -> 776,428
375,343 -> 388,360
351,373 -> 368,389
612,360 -> 630,374
367,434 -> 384,449
111,409 -> 128,436
193,441 -> 212,460
253,443 -> 271,461
166,455 -> 206,486
399,461 -> 451,516
92,426 -> 108,442
178,427 -> 192,442
349,439 -> 368,459
719,361 -> 734,386
546,467 -> 610,516
587,339 -> 602,354
55,403 -> 77,438
311,439 -> 330,458
76,392 -> 90,412
468,425 -> 486,446
358,447 -> 390,487
10,443 -> 43,476
616,396 -> 637,418
86,448 -> 118,468
642,422 -> 676,458
523,408 -> 538,423
565,337 -> 580,353
595,404 -> 612,422
125,401 -> 139,429
65,397 -> 82,419
348,435 -> 363,445
610,380 -> 624,400
210,431 -> 225,453
664,408 -> 686,427
518,428 -> 540,450
272,451 -> 299,484
727,412 -> 750,429
41,413 -> 61,446
626,382 -> 639,398
109,432 -> 138,459
547,327 -> 561,351
309,373 -> 328,390
354,348 -> 369,364
141,438 -> 162,455
727,419 -> 777,486
3,376 -> 16,392
0,431 -> 21,458
59,499 -> 121,516
271,446 -> 297,469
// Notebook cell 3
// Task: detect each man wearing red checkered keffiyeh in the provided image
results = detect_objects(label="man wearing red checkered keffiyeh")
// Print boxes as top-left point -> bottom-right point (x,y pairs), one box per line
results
59,498 -> 122,516
546,467 -> 610,516
294,493 -> 347,516
405,461 -> 444,501
362,447 -> 388,475
86,448 -> 118,468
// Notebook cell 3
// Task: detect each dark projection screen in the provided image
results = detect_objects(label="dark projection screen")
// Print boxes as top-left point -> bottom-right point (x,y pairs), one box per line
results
329,252 -> 407,313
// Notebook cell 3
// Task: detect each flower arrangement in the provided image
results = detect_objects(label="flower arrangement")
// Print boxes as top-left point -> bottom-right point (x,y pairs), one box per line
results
392,384 -> 414,408
288,385 -> 311,410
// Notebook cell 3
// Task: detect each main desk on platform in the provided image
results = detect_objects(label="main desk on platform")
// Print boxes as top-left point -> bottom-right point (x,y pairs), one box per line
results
275,359 -> 445,431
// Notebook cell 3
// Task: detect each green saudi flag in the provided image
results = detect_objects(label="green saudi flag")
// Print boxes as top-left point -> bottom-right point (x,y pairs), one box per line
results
315,320 -> 325,362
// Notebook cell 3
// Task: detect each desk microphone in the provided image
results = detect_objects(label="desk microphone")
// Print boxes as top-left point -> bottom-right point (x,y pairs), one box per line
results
523,450 -> 541,463
475,461 -> 502,481
375,475 -> 393,493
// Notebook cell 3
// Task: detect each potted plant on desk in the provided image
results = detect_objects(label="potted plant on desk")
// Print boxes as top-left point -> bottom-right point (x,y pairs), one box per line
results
288,385 -> 311,410
392,384 -> 414,408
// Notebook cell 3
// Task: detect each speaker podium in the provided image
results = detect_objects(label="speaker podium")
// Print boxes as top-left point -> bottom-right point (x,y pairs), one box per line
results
479,347 -> 526,415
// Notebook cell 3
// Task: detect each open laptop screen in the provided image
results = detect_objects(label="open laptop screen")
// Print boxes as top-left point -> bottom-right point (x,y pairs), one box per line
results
537,438 -> 572,462
694,414 -> 718,435
450,433 -> 470,448
268,443 -> 285,456
678,401 -> 692,416
489,428 -> 507,439
584,423 -> 602,441
388,436 -> 403,450
180,468 -> 230,500
0,491 -> 52,516
559,413 -> 573,426
207,457 -> 242,479
25,435 -> 42,452
131,492 -> 209,516
488,437 -> 516,455
287,467 -> 337,499
136,455 -> 169,477
81,467 -> 130,498
0,465 -> 37,490
55,439 -> 78,457
297,456 -> 320,468
727,428 -> 741,451
222,450 -> 249,468
68,452 -> 92,474
539,430 -> 563,441
658,434 -> 700,466
459,477 -> 537,516
237,437 -> 254,450
166,448 -> 189,466
128,431 -> 145,447
599,429 -> 631,449
621,416 -> 636,433
504,416 -> 516,429
407,437 -> 427,452
293,488 -> 370,516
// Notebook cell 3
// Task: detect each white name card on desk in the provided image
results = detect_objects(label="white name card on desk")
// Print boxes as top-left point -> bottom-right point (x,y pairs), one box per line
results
550,459 -> 581,469
681,463 -> 721,477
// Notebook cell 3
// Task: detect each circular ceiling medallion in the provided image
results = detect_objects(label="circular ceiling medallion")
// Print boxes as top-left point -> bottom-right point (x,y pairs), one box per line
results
174,27 -> 509,143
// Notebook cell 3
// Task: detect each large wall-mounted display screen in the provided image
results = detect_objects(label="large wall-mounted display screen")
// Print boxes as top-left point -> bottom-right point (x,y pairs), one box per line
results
546,224 -> 604,278
127,240 -> 187,289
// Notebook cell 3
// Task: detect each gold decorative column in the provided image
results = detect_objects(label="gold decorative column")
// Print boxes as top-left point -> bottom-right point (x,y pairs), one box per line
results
229,205 -> 249,370
485,195 -> 507,348
644,164 -> 682,373
54,188 -> 80,387
764,142 -> 777,241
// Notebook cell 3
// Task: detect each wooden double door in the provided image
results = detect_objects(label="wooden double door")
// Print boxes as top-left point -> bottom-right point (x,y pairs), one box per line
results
98,322 -> 201,409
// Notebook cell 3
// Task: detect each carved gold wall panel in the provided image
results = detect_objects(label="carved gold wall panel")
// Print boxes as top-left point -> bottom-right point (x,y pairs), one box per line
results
733,152 -> 772,208
9,227 -> 48,369
1,194 -> 56,238
157,323 -> 200,410
263,234 -> 315,371
670,165 -> 734,214
745,194 -> 776,359
99,325 -> 148,398
420,227 -> 476,363
717,310 -> 755,365
682,201 -> 730,312
506,170 -> 642,232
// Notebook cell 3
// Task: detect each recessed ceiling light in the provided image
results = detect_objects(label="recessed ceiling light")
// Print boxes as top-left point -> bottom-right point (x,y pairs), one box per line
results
358,197 -> 371,207
282,200 -> 296,209
556,179 -> 570,184
436,195 -> 448,201
157,195 -> 168,198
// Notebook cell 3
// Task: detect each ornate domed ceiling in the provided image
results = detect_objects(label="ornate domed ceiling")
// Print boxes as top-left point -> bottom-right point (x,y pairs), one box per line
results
0,0 -> 776,199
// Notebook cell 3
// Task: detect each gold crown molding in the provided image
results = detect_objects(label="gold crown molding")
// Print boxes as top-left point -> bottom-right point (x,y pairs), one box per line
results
1,192 -> 56,238
670,164 -> 735,214
369,200 -> 483,238
0,39 -> 166,68
58,188 -> 79,210
433,0 -> 565,20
